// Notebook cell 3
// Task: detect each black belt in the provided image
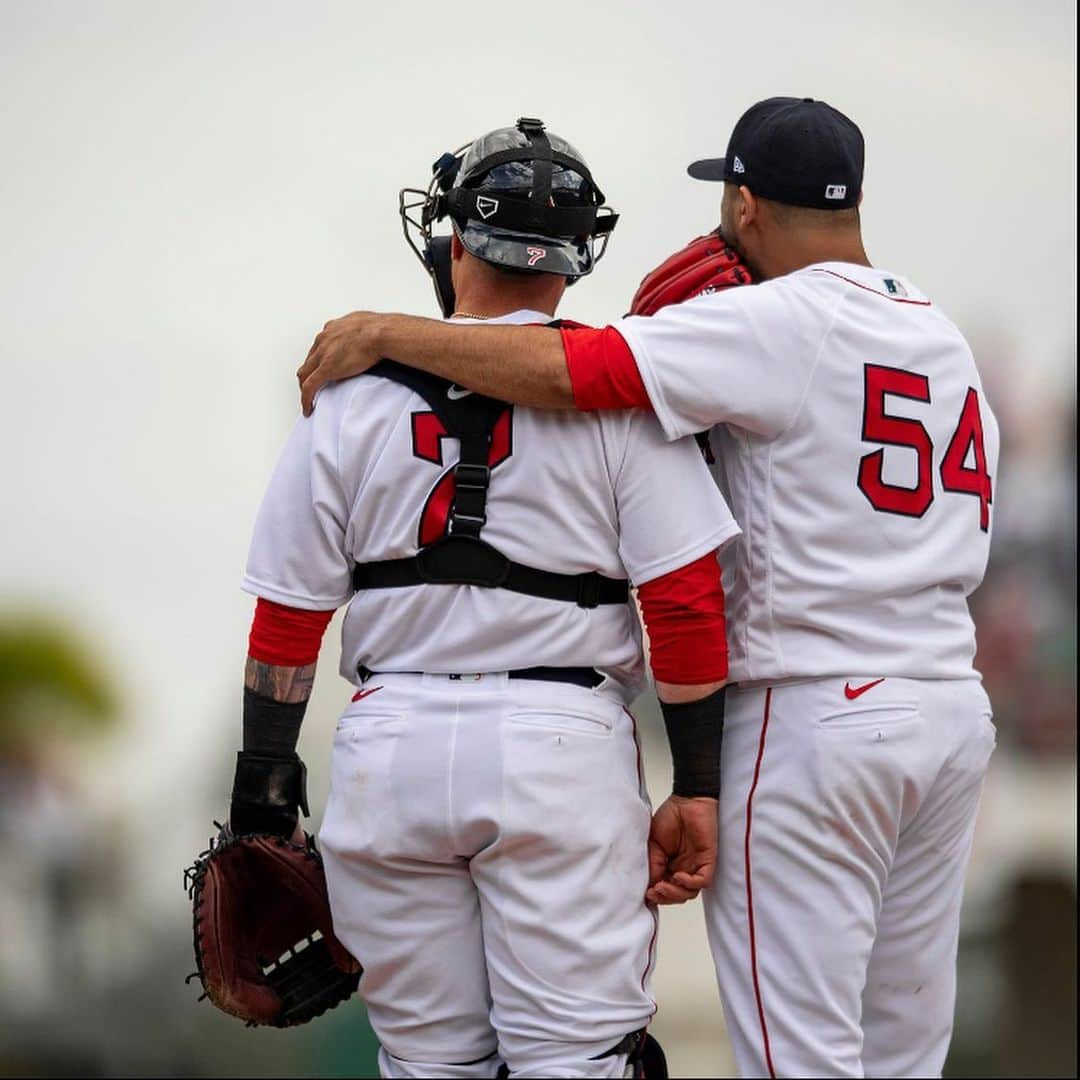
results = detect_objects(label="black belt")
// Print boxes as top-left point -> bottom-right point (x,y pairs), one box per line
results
359,665 -> 604,689
507,666 -> 603,688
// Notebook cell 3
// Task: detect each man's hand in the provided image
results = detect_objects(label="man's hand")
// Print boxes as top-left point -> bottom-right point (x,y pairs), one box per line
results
646,794 -> 718,905
297,312 -> 384,416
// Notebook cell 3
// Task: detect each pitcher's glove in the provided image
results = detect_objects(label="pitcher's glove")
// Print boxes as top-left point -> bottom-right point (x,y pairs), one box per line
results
184,752 -> 361,1027
628,229 -> 752,316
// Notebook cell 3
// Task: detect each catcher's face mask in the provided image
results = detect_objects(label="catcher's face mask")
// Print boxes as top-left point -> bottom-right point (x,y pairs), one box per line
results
399,117 -> 618,317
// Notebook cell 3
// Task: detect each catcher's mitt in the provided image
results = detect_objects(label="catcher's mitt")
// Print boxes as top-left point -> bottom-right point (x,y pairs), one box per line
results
184,823 -> 361,1027
628,229 -> 752,317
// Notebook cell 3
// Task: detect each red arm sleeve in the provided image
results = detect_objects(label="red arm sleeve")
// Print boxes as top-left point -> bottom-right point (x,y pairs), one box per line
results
247,598 -> 334,667
560,325 -> 652,411
637,551 -> 728,684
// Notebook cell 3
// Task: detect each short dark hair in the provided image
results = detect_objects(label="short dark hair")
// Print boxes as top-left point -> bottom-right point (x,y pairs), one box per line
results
761,196 -> 860,229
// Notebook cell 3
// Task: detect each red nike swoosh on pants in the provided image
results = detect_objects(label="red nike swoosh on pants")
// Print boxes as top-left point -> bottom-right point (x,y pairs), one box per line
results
844,678 -> 885,700
351,686 -> 384,702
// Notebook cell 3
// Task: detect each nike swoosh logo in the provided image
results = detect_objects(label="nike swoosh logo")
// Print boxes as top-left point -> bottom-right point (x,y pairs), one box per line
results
844,678 -> 885,700
351,686 -> 384,703
447,386 -> 473,400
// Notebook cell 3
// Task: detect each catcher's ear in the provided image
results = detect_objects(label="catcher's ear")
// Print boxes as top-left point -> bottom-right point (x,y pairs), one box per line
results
450,232 -> 465,261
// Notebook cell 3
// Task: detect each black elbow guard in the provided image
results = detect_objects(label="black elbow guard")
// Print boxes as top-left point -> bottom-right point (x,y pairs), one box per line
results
660,686 -> 726,799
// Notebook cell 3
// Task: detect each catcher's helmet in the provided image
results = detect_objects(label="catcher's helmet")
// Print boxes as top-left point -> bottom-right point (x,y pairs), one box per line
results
400,117 -> 618,316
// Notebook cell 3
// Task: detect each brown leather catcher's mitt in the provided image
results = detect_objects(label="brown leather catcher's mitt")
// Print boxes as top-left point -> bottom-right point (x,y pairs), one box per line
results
628,228 -> 752,316
184,825 -> 361,1027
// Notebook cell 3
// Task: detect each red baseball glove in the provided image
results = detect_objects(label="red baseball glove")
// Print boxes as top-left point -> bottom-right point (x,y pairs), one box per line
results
185,824 -> 361,1027
628,229 -> 752,316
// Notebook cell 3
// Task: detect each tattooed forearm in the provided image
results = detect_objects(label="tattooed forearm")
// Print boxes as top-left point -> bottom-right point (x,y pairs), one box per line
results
244,658 -> 317,704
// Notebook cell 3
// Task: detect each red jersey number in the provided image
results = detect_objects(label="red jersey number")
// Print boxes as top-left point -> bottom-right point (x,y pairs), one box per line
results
939,387 -> 993,531
858,364 -> 992,532
411,410 -> 513,546
857,364 -> 934,518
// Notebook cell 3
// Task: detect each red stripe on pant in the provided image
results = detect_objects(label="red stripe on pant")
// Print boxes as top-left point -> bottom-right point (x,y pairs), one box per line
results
626,706 -> 659,1012
745,688 -> 777,1078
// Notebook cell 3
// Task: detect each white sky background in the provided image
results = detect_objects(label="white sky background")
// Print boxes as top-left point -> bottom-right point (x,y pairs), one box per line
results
0,0 -> 1076,908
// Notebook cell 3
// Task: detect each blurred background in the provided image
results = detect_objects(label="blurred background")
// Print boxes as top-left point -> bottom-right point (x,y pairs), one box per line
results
1,1 -> 1074,1076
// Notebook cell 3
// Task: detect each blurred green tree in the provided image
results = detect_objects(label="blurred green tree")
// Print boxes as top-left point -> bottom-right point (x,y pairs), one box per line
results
0,614 -> 118,751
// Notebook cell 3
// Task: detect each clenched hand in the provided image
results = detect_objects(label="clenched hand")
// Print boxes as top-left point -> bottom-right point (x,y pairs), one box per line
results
646,794 -> 719,905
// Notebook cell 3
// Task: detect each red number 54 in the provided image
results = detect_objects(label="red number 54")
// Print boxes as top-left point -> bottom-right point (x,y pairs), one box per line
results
857,363 -> 992,532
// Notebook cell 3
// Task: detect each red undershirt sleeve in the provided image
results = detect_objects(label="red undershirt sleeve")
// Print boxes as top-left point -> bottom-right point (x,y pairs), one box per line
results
247,597 -> 335,667
637,551 -> 728,684
560,325 -> 652,411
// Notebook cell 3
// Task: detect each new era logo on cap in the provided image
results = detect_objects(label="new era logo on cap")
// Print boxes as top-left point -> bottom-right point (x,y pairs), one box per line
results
732,155 -> 746,173
825,184 -> 847,200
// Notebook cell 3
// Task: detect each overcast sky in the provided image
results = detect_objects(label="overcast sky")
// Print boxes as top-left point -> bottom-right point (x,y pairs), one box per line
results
1,0 -> 1075,904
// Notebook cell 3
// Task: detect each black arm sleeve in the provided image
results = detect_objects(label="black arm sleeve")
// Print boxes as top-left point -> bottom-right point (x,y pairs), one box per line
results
230,688 -> 310,837
242,686 -> 307,755
659,686 -> 726,798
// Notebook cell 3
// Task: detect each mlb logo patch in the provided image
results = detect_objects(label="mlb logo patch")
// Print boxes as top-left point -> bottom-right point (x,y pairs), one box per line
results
883,278 -> 908,297
825,184 -> 847,200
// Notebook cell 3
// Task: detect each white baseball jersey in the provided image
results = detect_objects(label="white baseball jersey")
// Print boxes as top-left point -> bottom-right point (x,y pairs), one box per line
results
243,309 -> 739,692
617,262 -> 1000,684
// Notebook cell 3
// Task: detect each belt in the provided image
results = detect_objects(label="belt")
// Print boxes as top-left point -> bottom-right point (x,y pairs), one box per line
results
507,666 -> 604,688
358,665 -> 604,689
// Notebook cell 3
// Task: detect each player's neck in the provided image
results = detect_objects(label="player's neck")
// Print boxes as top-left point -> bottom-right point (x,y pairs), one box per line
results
452,260 -> 565,318
450,249 -> 566,318
451,285 -> 561,319
756,232 -> 872,281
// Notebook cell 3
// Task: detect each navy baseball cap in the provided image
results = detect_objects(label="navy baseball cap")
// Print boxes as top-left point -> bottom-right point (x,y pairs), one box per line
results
688,97 -> 864,210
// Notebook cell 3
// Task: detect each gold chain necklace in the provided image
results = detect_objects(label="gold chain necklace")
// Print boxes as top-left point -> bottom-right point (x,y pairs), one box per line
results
450,311 -> 491,320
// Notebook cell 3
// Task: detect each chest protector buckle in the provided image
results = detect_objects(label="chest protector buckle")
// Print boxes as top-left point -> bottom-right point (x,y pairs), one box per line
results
417,534 -> 510,588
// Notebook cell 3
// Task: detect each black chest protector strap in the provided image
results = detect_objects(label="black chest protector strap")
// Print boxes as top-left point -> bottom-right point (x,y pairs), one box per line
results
350,360 -> 629,610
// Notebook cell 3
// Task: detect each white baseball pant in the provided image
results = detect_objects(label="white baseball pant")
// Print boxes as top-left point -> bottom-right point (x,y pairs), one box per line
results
318,673 -> 658,1079
706,676 -> 995,1078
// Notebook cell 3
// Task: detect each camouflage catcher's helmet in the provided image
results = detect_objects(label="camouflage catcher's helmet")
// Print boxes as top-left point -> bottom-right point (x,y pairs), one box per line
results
400,117 -> 618,317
